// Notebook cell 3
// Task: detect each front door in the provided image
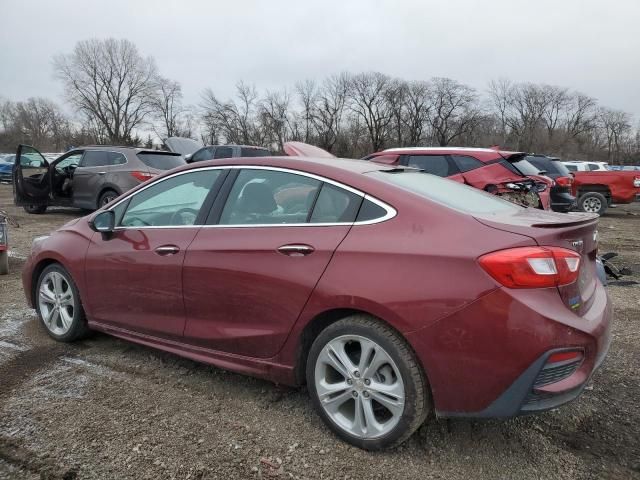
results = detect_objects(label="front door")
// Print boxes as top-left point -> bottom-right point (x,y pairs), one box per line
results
72,150 -> 113,208
183,168 -> 363,358
13,145 -> 51,207
84,168 -> 226,339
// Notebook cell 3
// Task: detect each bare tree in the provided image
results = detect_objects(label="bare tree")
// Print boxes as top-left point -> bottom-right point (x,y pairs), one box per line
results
597,108 -> 631,163
150,76 -> 189,139
260,90 -> 292,152
348,72 -> 393,151
427,77 -> 481,146
309,73 -> 350,152
53,38 -> 158,144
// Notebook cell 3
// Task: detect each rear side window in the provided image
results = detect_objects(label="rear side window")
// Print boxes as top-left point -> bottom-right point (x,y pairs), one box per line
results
405,155 -> 452,177
80,151 -> 109,167
214,147 -> 234,159
137,152 -> 185,170
356,199 -> 388,222
309,183 -> 361,223
452,155 -> 483,173
588,163 -> 600,171
108,152 -> 126,165
220,169 -> 321,225
565,164 -> 577,172
369,171 -> 520,214
240,147 -> 270,157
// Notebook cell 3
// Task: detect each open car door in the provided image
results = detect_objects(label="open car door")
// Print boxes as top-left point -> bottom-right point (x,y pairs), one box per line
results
12,145 -> 51,207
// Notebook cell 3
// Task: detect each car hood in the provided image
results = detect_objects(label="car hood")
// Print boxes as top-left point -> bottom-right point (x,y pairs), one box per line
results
164,137 -> 203,156
283,142 -> 336,158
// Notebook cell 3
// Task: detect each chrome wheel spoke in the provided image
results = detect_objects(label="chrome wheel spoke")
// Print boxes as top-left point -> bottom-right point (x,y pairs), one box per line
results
314,334 -> 405,440
38,271 -> 75,335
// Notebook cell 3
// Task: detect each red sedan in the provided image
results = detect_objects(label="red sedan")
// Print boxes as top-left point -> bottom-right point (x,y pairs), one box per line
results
21,153 -> 611,450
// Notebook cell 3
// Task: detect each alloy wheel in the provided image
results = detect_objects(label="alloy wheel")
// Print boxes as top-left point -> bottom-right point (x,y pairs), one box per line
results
38,271 -> 75,336
101,194 -> 117,206
314,335 -> 405,439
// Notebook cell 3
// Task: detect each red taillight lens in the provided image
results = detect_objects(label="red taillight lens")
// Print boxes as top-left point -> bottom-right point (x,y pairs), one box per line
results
478,246 -> 581,288
555,176 -> 573,187
130,171 -> 155,182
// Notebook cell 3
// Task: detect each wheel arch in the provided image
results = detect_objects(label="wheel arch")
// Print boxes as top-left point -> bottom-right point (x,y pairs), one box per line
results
30,258 -> 73,307
94,185 -> 121,209
293,308 -> 427,388
577,185 -> 611,198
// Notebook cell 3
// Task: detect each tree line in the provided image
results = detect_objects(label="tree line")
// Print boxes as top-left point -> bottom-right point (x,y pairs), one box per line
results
1,38 -> 638,164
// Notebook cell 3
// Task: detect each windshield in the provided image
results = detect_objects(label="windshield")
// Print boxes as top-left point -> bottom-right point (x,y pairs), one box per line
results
369,171 -> 521,215
512,159 -> 542,175
137,152 -> 185,170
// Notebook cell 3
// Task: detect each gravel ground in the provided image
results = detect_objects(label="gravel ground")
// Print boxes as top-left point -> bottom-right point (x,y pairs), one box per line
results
0,184 -> 638,480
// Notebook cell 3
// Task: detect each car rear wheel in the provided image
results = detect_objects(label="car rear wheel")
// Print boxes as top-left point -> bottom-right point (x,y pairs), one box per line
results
98,189 -> 118,208
36,264 -> 90,342
306,315 -> 430,450
578,192 -> 607,215
24,205 -> 47,214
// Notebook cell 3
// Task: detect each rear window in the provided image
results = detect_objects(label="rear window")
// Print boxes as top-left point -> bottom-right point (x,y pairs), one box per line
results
137,152 -> 185,170
240,147 -> 271,157
369,171 -> 520,215
511,159 -> 541,176
527,156 -> 571,177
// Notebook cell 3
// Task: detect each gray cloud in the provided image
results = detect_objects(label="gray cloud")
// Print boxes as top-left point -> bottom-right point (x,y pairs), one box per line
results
1,0 -> 639,119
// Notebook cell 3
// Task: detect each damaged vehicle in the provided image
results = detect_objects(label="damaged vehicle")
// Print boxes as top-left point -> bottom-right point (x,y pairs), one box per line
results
22,153 -> 611,450
363,147 -> 547,209
12,145 -> 184,213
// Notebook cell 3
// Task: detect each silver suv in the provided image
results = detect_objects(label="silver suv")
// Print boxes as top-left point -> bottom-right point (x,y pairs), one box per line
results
13,145 -> 184,214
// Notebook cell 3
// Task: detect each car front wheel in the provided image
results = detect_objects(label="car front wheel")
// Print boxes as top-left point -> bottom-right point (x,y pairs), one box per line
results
24,205 -> 47,214
306,315 -> 430,450
35,264 -> 90,342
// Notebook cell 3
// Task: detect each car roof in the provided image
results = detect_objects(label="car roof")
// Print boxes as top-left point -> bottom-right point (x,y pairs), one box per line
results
78,146 -> 178,155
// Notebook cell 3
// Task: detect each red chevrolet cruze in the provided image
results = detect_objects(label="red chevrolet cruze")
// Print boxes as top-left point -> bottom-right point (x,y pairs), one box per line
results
21,152 -> 611,450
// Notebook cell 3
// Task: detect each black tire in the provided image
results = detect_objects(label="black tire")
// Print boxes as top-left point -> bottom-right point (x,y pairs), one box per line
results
0,250 -> 7,275
306,315 -> 430,450
35,264 -> 91,342
24,205 -> 47,214
98,189 -> 119,208
578,192 -> 608,215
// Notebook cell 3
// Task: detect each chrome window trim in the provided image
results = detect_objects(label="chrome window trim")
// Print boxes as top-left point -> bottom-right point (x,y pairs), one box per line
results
108,165 -> 396,229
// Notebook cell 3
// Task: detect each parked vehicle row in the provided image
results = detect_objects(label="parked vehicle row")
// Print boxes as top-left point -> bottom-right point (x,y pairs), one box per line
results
21,152 -> 612,450
562,161 -> 609,172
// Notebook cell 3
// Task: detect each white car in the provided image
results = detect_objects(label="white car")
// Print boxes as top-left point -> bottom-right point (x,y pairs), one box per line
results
563,161 -> 609,172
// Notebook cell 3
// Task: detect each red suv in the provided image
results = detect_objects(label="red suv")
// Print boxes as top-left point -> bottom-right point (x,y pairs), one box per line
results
22,155 -> 611,450
364,147 -> 550,209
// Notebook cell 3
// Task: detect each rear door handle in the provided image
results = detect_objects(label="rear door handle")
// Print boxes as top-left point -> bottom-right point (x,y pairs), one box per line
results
154,245 -> 180,256
277,244 -> 315,256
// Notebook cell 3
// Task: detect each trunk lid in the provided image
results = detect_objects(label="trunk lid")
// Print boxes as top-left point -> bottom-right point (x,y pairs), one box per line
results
475,209 -> 600,315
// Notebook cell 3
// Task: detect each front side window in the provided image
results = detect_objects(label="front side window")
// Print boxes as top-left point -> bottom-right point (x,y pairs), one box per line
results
565,164 -> 577,172
220,169 -> 321,225
588,163 -> 600,171
192,147 -> 214,162
120,170 -> 221,227
406,155 -> 452,177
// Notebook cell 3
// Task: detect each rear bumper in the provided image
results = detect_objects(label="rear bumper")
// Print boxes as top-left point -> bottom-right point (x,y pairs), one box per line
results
550,189 -> 576,212
406,281 -> 612,417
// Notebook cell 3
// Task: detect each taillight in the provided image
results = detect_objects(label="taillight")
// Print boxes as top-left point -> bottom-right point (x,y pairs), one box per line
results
478,246 -> 581,288
130,171 -> 155,182
555,176 -> 573,187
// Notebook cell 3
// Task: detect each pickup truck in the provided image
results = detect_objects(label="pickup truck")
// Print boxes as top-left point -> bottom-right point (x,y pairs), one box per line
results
572,170 -> 640,214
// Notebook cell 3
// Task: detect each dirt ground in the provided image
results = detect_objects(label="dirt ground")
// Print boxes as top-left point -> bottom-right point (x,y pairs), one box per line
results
0,183 -> 638,480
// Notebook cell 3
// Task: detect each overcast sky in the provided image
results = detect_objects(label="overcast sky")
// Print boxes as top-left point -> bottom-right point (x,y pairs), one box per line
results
1,0 -> 639,119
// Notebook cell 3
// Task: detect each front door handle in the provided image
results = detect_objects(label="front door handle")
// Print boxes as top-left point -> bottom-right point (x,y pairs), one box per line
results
277,244 -> 315,256
154,245 -> 180,256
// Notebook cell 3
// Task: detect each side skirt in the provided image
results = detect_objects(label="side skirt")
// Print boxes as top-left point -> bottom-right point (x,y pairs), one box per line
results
89,320 -> 297,386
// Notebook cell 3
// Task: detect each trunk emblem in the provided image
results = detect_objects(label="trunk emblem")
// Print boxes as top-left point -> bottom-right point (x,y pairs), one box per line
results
571,240 -> 584,252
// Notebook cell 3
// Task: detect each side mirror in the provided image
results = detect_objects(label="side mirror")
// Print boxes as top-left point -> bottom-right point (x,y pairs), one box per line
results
185,153 -> 193,163
90,210 -> 115,239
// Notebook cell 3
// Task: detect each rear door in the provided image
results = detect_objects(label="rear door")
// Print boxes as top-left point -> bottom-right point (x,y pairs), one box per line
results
12,145 -> 51,207
72,150 -> 112,207
182,167 -> 363,357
